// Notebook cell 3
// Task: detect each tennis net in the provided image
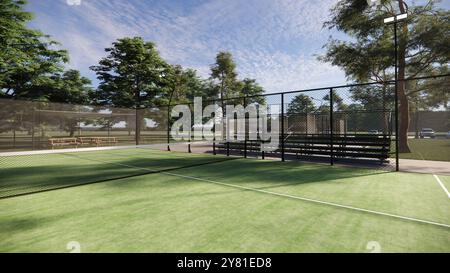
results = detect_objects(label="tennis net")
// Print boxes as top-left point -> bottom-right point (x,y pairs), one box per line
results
0,145 -> 234,199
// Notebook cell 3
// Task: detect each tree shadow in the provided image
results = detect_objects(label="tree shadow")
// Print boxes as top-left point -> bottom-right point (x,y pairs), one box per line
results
0,151 -> 390,198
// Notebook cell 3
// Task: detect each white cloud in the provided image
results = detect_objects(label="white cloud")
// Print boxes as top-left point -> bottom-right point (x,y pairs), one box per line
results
33,0 -> 345,92
66,0 -> 82,6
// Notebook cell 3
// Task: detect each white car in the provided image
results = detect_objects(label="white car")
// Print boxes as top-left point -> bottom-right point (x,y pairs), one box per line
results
419,128 -> 435,138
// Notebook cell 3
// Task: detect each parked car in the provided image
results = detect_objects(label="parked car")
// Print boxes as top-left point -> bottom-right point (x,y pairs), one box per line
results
447,131 -> 450,139
419,128 -> 435,138
368,129 -> 380,135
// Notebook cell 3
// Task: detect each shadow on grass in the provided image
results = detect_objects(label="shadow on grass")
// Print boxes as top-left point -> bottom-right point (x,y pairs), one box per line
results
0,218 -> 40,233
0,154 -> 237,198
0,151 -> 390,199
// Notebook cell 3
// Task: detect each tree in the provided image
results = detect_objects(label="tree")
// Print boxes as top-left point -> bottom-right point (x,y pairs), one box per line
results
287,94 -> 316,115
90,37 -> 172,144
45,70 -> 93,137
319,0 -> 450,152
0,0 -> 69,100
323,92 -> 347,111
239,78 -> 265,105
0,1 -> 93,141
349,84 -> 394,133
90,37 -> 171,108
165,65 -> 210,105
210,51 -> 239,106
44,70 -> 92,104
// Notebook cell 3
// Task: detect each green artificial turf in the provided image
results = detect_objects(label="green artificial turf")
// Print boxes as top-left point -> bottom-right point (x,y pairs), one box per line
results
399,139 -> 450,161
0,148 -> 449,252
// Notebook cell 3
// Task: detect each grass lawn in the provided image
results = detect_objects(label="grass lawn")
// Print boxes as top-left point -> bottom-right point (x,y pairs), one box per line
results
399,139 -> 450,161
0,148 -> 449,252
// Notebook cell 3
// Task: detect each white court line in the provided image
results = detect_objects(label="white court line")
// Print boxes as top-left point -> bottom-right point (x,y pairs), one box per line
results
0,141 -> 214,157
0,142 -> 193,157
433,174 -> 450,199
165,172 -> 450,229
66,156 -> 450,229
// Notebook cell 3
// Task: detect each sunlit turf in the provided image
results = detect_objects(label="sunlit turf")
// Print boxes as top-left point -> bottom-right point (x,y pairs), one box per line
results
0,149 -> 449,252
399,139 -> 450,161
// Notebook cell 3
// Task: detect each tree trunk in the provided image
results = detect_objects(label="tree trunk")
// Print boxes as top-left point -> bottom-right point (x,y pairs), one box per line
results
398,54 -> 410,152
136,109 -> 141,145
414,107 -> 419,139
397,0 -> 411,153
69,127 -> 75,137
220,76 -> 225,141
382,84 -> 388,134
135,83 -> 141,145
13,127 -> 16,148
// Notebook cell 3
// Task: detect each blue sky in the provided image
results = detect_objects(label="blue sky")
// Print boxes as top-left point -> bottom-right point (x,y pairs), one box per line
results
25,0 -> 448,94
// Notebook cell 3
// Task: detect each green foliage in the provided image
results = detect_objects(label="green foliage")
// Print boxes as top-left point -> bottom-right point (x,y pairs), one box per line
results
238,78 -> 265,105
0,0 -> 70,100
350,84 -> 394,110
320,0 -> 450,151
42,70 -> 92,104
90,37 -> 171,108
287,94 -> 316,115
165,65 -> 210,104
210,51 -> 239,101
321,0 -> 449,92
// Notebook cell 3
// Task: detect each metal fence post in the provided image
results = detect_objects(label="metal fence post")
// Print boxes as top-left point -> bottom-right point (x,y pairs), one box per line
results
37,104 -> 41,150
281,93 -> 285,162
394,21 -> 400,172
329,88 -> 334,166
244,96 -> 247,158
213,100 -> 216,155
188,105 -> 192,153
167,105 -> 171,151
257,104 -> 264,159
32,107 -> 36,150
225,100 -> 229,157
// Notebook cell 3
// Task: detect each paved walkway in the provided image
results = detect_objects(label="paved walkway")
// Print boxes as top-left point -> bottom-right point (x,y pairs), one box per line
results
395,159 -> 450,175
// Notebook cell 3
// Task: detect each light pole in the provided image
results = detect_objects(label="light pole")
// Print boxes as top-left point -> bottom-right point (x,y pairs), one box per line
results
384,12 -> 408,171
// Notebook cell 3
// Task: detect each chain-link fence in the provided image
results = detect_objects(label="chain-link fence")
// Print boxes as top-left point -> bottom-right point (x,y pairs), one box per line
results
403,76 -> 450,162
1,74 -> 448,169
0,99 -> 141,151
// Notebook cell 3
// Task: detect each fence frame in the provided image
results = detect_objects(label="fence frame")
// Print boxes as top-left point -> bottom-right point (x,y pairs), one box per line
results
2,74 -> 449,170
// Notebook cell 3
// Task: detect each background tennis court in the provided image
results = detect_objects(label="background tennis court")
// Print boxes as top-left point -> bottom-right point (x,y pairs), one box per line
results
0,147 -> 448,252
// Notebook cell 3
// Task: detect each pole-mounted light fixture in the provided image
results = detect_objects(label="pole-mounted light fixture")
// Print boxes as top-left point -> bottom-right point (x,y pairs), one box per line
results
382,9 -> 408,172
384,13 -> 408,24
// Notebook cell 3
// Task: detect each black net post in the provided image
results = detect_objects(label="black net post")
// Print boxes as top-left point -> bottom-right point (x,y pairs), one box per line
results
329,88 -> 334,166
281,93 -> 285,161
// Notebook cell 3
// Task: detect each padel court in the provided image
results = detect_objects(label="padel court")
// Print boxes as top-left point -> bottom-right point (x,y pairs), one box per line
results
0,146 -> 448,252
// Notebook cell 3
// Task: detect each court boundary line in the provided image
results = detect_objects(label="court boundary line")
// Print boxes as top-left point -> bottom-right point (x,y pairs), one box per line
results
433,174 -> 450,199
45,156 -> 449,229
2,153 -> 448,229
161,171 -> 450,229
